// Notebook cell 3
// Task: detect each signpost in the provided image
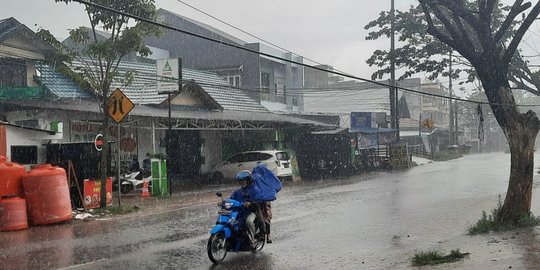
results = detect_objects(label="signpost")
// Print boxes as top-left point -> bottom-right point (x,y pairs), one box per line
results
107,88 -> 134,207
157,58 -> 182,197
94,134 -> 104,152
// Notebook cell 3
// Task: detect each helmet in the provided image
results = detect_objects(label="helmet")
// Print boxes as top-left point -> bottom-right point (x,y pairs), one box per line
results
235,170 -> 252,181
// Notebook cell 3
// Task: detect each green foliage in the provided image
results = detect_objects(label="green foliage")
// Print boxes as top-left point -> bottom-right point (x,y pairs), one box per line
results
55,0 -> 161,98
364,2 -> 518,86
468,195 -> 540,235
411,249 -> 469,266
35,28 -> 73,64
364,4 -> 469,82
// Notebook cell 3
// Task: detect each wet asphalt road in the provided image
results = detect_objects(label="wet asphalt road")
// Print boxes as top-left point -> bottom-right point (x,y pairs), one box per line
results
3,152 -> 540,270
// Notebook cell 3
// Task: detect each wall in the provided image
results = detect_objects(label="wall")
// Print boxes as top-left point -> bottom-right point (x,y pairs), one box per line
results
5,126 -> 62,164
0,125 -> 6,156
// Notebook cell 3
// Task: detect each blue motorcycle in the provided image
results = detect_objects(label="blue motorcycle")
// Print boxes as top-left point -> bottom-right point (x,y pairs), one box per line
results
207,192 -> 266,264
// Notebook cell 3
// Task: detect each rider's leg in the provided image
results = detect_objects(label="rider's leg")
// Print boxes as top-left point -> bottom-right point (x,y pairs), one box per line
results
266,222 -> 272,243
246,212 -> 256,244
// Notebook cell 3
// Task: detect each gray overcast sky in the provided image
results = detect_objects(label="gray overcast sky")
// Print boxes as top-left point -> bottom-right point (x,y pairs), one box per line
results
0,0 -> 417,79
2,0 -> 540,86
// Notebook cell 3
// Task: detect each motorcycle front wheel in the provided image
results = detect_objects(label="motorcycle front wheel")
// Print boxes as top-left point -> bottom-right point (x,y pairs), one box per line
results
120,184 -> 133,194
207,232 -> 227,264
253,230 -> 265,252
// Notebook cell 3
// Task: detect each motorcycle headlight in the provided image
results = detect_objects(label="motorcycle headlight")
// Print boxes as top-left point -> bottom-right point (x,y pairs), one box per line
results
223,202 -> 233,210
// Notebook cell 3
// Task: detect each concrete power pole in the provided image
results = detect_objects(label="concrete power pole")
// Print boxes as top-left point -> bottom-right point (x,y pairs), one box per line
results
390,0 -> 398,133
449,51 -> 454,145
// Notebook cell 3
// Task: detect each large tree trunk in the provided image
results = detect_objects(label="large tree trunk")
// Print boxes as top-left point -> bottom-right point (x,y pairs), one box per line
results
500,112 -> 539,222
479,66 -> 540,222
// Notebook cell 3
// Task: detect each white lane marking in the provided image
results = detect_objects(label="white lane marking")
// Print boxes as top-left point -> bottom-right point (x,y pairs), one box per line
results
56,258 -> 108,270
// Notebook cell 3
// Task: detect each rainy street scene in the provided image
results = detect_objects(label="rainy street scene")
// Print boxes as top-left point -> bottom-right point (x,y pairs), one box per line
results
4,0 -> 540,269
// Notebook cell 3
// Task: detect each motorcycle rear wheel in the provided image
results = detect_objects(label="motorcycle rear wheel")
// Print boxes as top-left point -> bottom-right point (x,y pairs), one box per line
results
207,232 -> 227,264
253,231 -> 265,252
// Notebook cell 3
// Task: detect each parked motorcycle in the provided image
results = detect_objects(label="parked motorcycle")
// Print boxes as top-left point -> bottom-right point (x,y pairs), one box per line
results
207,192 -> 266,264
112,169 -> 151,194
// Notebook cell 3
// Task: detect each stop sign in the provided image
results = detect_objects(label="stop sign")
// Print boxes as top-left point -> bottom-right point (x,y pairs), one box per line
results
94,134 -> 104,152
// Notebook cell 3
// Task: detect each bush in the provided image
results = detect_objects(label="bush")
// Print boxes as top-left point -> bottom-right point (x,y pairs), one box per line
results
411,249 -> 469,266
468,195 -> 540,235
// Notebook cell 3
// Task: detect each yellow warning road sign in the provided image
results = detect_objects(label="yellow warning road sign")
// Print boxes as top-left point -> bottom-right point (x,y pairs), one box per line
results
107,88 -> 134,123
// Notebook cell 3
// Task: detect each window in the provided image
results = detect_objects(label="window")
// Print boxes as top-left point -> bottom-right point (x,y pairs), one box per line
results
292,97 -> 298,106
226,75 -> 241,87
227,154 -> 243,163
257,153 -> 273,161
276,152 -> 290,161
11,145 -> 37,164
261,72 -> 270,93
241,153 -> 259,162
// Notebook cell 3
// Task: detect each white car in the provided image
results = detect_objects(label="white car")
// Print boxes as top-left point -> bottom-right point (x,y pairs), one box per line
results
211,150 -> 292,182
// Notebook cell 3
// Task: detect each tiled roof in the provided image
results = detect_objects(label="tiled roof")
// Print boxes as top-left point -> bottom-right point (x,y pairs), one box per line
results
35,64 -> 93,99
0,17 -> 20,43
0,99 -> 332,128
68,59 -> 267,112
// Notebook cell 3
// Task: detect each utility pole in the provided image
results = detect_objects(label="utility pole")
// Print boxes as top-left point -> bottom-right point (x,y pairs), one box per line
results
390,0 -> 397,131
449,51 -> 454,145
454,100 -> 458,144
158,91 -> 173,196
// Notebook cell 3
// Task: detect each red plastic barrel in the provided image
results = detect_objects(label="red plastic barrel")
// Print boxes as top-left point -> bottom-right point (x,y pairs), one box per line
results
23,164 -> 72,225
0,197 -> 28,231
0,156 -> 26,198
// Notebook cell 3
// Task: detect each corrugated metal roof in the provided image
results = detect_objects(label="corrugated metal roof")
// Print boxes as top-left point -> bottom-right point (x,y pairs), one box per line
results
68,59 -> 267,112
35,64 -> 93,99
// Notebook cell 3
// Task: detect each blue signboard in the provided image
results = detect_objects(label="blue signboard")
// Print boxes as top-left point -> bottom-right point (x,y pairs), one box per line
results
350,112 -> 372,129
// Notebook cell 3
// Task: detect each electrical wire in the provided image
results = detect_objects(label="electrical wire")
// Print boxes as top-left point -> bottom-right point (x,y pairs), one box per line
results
174,0 -> 347,74
69,0 -> 540,108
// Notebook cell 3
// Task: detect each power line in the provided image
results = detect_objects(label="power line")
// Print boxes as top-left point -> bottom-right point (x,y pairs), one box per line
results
174,0 -> 348,75
69,0 -> 538,108
133,74 -> 540,107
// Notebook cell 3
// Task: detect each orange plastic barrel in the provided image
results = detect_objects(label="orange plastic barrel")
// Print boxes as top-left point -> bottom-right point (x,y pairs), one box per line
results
23,164 -> 72,225
0,156 -> 26,198
0,197 -> 28,231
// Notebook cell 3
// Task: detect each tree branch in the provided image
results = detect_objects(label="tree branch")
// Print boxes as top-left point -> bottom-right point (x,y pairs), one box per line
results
419,0 -> 479,63
503,1 -> 539,66
440,0 -> 480,28
495,0 -> 529,42
451,9 -> 475,52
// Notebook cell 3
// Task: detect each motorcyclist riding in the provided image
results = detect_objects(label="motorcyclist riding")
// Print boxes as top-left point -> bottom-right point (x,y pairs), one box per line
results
229,170 -> 261,248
